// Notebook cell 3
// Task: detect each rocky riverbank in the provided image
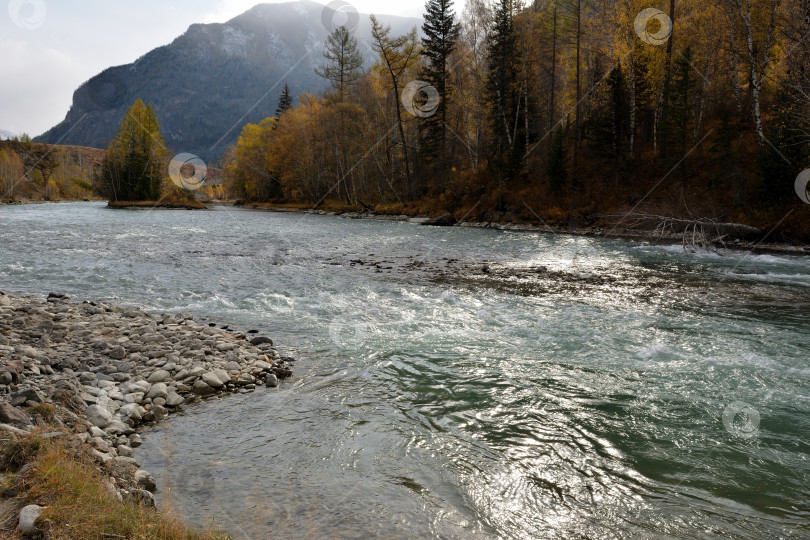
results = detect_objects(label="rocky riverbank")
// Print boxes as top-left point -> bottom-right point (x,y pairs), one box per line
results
0,291 -> 293,535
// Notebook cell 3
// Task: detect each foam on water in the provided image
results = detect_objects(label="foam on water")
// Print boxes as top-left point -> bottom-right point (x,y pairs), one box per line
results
1,202 -> 809,539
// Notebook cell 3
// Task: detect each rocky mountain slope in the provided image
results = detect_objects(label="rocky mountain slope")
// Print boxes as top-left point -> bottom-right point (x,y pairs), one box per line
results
37,1 -> 420,162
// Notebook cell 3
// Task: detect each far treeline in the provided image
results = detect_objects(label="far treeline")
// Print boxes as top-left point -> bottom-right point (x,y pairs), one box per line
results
0,137 -> 99,202
223,0 -> 810,240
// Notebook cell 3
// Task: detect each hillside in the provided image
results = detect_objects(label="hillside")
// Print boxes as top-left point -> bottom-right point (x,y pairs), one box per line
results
36,1 -> 420,162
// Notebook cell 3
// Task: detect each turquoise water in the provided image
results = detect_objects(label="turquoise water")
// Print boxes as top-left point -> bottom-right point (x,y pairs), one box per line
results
1,202 -> 808,538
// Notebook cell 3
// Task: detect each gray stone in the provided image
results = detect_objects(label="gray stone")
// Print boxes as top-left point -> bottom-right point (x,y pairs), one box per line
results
131,488 -> 155,507
249,336 -> 273,346
105,420 -> 132,436
107,456 -> 138,479
144,382 -> 168,401
201,372 -> 225,388
18,504 -> 43,534
213,368 -> 231,385
86,404 -> 114,428
129,433 -> 143,448
118,403 -> 144,423
147,369 -> 171,383
123,392 -> 145,404
135,469 -> 157,492
265,374 -> 279,388
11,388 -> 44,406
109,346 -> 127,359
0,402 -> 30,425
165,391 -> 185,407
117,445 -> 135,458
225,361 -> 242,372
117,362 -> 133,373
192,380 -> 216,396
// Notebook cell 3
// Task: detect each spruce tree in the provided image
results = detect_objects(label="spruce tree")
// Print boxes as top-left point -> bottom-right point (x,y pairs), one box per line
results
95,98 -> 166,201
276,83 -> 294,119
315,26 -> 364,102
487,0 -> 523,182
420,0 -> 461,168
547,127 -> 569,194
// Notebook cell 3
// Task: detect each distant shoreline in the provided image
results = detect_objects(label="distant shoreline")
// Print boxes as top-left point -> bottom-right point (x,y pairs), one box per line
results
232,201 -> 810,256
3,198 -> 807,255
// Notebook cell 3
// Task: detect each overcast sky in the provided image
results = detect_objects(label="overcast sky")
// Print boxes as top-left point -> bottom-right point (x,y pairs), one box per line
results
0,0 -> 437,138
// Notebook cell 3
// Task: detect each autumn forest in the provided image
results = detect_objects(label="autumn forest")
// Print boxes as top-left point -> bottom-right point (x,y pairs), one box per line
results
224,0 -> 810,240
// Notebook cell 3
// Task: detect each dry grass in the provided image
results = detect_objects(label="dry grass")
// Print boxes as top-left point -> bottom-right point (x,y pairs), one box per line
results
0,432 -> 228,539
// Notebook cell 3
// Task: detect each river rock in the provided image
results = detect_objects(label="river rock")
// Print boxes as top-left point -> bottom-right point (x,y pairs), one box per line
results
201,372 -> 225,388
249,336 -> 273,346
225,361 -> 241,372
144,383 -> 168,401
107,456 -> 138,479
131,488 -> 156,507
165,391 -> 184,407
146,370 -> 171,383
11,388 -> 43,406
118,403 -> 144,423
265,374 -> 279,388
134,469 -> 157,492
109,346 -> 127,360
0,402 -> 30,425
129,433 -> 143,448
18,504 -> 43,534
192,380 -> 216,396
86,404 -> 114,428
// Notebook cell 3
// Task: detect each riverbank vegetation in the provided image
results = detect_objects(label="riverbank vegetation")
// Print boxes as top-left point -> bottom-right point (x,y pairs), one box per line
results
0,138 -> 100,202
222,0 -> 810,241
0,428 -> 227,539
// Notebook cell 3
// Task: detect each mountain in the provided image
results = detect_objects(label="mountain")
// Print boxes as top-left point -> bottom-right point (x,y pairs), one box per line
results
0,129 -> 17,141
36,1 -> 420,162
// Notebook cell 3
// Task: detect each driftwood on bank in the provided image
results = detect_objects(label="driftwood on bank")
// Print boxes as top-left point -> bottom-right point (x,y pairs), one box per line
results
597,213 -> 764,251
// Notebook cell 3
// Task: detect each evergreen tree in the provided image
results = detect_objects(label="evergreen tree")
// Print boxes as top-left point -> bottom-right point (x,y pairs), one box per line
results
420,0 -> 461,168
669,47 -> 697,160
547,127 -> 569,194
487,0 -> 523,183
315,26 -> 365,102
276,83 -> 294,120
95,98 -> 166,201
586,63 -> 629,164
758,83 -> 810,203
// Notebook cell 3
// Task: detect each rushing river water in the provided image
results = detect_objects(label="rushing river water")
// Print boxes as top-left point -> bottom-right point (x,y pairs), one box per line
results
1,202 -> 809,538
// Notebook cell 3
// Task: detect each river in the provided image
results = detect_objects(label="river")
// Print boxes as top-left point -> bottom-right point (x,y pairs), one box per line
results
1,202 -> 808,538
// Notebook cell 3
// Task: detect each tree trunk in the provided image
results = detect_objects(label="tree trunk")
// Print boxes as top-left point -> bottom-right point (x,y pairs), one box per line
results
548,2 -> 558,136
574,0 -> 582,161
629,51 -> 636,156
659,0 -> 676,160
727,14 -> 743,115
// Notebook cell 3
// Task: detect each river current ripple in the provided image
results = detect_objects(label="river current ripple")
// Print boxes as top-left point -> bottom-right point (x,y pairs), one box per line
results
1,202 -> 808,539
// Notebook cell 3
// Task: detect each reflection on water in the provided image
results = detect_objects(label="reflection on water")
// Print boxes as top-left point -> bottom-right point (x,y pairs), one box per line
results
1,202 -> 809,539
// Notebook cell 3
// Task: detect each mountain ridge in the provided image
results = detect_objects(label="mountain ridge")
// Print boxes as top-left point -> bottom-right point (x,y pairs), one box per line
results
36,1 -> 421,162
